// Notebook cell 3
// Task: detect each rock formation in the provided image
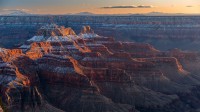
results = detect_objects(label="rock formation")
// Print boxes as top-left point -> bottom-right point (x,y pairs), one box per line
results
0,25 -> 200,112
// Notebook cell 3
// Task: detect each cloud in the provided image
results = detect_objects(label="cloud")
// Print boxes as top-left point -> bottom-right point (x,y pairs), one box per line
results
186,5 -> 194,7
102,5 -> 154,9
137,5 -> 154,8
102,6 -> 136,8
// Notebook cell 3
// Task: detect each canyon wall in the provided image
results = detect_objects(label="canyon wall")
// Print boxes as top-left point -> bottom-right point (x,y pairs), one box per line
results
0,16 -> 200,51
0,25 -> 200,112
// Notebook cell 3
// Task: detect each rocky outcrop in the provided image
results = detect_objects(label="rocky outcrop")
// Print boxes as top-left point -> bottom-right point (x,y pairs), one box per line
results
81,26 -> 94,34
37,54 -> 90,86
37,24 -> 76,37
0,48 -> 24,62
79,26 -> 100,38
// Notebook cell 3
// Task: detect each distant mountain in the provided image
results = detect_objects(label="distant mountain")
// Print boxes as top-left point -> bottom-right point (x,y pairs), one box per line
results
145,12 -> 192,16
0,10 -> 32,16
8,10 -> 31,16
129,12 -> 191,16
146,12 -> 169,16
73,12 -> 95,15
71,12 -> 191,16
130,14 -> 146,16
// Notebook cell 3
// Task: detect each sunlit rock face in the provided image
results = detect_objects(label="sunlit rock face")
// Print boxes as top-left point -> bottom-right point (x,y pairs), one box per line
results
81,26 -> 94,34
79,26 -> 100,38
0,51 -> 43,111
0,24 -> 200,112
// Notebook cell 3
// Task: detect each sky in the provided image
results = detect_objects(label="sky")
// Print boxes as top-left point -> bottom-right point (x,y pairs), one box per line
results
0,0 -> 200,14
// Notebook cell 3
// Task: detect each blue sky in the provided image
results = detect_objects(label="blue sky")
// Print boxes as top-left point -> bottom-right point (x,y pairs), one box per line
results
0,0 -> 199,14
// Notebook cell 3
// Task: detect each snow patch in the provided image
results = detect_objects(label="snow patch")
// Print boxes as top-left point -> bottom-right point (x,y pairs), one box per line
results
79,33 -> 100,38
19,44 -> 31,49
28,36 -> 45,42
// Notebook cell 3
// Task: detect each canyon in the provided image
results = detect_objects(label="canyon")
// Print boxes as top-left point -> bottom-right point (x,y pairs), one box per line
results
0,24 -> 200,112
0,16 -> 200,51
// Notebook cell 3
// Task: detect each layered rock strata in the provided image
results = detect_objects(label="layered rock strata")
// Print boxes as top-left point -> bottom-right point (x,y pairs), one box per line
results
0,25 -> 200,112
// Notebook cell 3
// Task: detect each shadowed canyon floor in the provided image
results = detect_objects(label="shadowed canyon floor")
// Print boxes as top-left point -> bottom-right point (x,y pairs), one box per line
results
0,24 -> 200,112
